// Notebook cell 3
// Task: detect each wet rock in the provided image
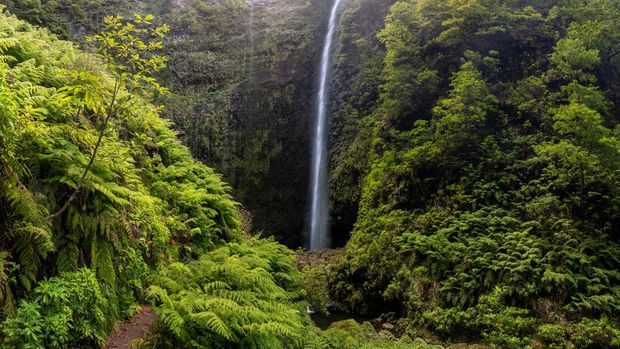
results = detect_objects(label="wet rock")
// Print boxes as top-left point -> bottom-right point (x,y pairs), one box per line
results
382,322 -> 395,330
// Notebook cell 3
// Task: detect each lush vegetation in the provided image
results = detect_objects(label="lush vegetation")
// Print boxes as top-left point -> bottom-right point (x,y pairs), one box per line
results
0,0 -> 134,39
1,269 -> 115,348
0,7 -> 240,347
145,238 -> 307,348
3,0 -> 620,348
324,0 -> 620,347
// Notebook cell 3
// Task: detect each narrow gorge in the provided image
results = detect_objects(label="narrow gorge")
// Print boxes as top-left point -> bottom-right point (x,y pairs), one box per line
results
1,0 -> 620,348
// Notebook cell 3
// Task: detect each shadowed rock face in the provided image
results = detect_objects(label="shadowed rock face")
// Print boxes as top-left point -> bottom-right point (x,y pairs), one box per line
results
152,0 -> 331,247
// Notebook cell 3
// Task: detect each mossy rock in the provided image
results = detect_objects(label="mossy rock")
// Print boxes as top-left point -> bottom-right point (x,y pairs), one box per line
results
328,319 -> 375,337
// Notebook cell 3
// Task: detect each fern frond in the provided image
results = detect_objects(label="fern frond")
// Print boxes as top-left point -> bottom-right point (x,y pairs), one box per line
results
160,307 -> 187,339
0,251 -> 15,316
4,181 -> 48,227
92,238 -> 116,285
56,244 -> 79,273
10,223 -> 54,286
203,281 -> 229,292
191,311 -> 233,340
0,55 -> 16,64
147,285 -> 172,305
0,37 -> 18,52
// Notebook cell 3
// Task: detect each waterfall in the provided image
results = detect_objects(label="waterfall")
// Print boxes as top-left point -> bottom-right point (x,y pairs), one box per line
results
309,0 -> 343,250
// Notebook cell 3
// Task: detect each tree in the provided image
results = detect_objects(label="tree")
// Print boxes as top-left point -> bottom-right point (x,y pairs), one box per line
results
432,60 -> 496,153
46,14 -> 169,221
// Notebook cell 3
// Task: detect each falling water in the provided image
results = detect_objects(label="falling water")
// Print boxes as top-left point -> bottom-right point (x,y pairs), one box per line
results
309,0 -> 343,250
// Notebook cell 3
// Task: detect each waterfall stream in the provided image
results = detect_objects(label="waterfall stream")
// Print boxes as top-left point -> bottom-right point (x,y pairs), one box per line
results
309,0 -> 343,250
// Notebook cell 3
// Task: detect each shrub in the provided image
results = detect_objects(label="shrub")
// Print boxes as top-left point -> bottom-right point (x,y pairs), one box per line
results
304,320 -> 443,349
1,269 -> 112,349
302,265 -> 332,315
570,317 -> 620,348
536,324 -> 567,348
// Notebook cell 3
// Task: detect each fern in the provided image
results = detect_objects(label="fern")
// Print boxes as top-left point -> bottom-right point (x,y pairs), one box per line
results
0,180 -> 53,290
0,37 -> 17,51
55,243 -> 79,273
0,37 -> 17,65
92,237 -> 116,285
0,252 -> 15,317
160,307 -> 187,339
191,311 -> 233,340
146,238 -> 307,348
4,180 -> 47,228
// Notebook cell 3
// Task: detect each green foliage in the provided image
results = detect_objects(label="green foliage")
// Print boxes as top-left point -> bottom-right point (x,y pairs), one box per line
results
1,269 -> 110,349
301,265 -> 332,316
0,6 -> 241,348
330,0 -> 620,347
1,0 -> 134,40
536,323 -> 566,347
432,61 -> 497,153
86,14 -> 169,94
146,238 -> 306,348
532,318 -> 620,349
304,320 -> 442,349
548,38 -> 600,83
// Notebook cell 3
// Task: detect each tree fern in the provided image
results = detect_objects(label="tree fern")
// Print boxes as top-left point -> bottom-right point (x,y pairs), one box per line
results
55,243 -> 79,273
91,237 -> 116,285
0,180 -> 53,290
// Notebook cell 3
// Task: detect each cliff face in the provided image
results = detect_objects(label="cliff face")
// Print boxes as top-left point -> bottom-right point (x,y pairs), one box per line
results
151,0 -> 330,247
0,0 -> 136,38
148,0 -> 396,248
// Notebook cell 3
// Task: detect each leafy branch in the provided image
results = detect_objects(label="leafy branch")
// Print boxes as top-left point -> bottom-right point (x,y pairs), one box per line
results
47,14 -> 169,221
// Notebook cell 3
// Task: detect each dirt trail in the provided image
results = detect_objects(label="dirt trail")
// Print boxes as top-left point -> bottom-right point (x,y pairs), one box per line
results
104,306 -> 157,349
